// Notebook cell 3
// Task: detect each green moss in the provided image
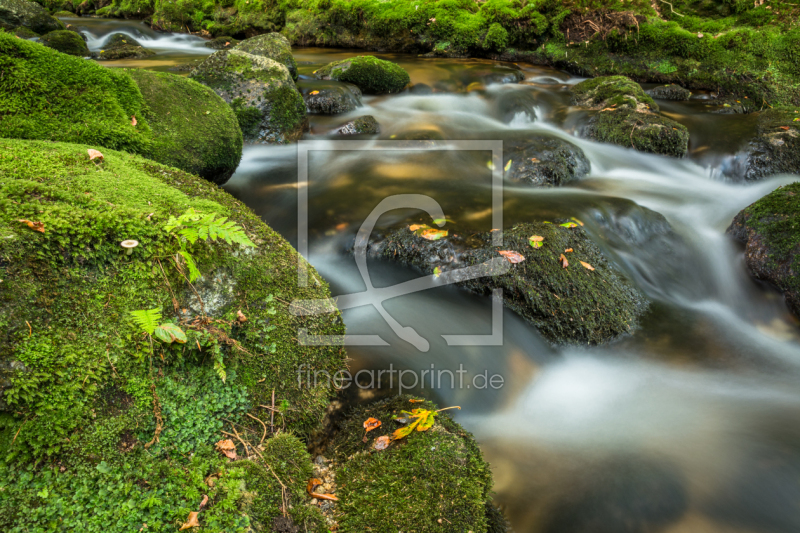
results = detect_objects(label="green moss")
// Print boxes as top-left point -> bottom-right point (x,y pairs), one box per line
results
571,75 -> 658,111
0,0 -> 64,34
483,21 -> 508,51
744,108 -> 800,180
53,10 -> 75,16
230,98 -> 263,139
38,28 -> 88,56
126,69 -> 243,184
234,32 -> 298,80
13,25 -> 37,37
314,55 -> 410,94
586,108 -> 690,157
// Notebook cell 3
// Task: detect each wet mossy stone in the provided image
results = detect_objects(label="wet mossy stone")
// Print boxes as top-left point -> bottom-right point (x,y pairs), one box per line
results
335,115 -> 379,135
98,32 -> 155,60
126,69 -> 243,185
298,79 -> 362,115
0,32 -> 149,153
13,24 -> 36,37
742,108 -> 800,181
728,182 -> 800,318
314,55 -> 410,95
0,0 -> 63,34
648,84 -> 691,101
53,10 -> 75,16
190,50 -> 308,144
571,76 -> 658,112
0,138 -> 346,460
458,63 -> 524,86
503,133 -> 590,187
39,28 -> 88,56
204,35 -> 239,50
364,222 -> 647,345
329,395 -> 495,533
489,86 -> 538,124
234,32 -> 297,81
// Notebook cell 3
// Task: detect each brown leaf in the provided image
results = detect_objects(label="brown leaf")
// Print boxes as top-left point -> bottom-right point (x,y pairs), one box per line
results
179,511 -> 200,530
307,478 -> 339,501
131,115 -> 137,127
363,417 -> 381,432
215,439 -> 237,460
373,435 -> 391,451
87,149 -> 104,161
498,250 -> 525,264
199,494 -> 209,510
409,399 -> 425,403
309,90 -> 320,95
559,254 -> 569,268
779,126 -> 790,131
580,261 -> 595,271
564,248 -> 573,253
236,310 -> 247,323
224,41 -> 230,46
17,219 -> 45,233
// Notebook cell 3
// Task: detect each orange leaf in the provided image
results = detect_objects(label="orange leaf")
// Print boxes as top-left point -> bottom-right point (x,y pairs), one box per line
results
779,126 -> 790,131
199,494 -> 209,510
215,439 -> 237,460
409,224 -> 422,231
580,261 -> 595,271
559,254 -> 569,268
373,435 -> 391,451
307,478 -> 338,501
564,248 -> 573,253
498,250 -> 525,263
131,115 -> 137,127
363,417 -> 381,432
409,399 -> 424,403
310,90 -> 320,95
179,511 -> 200,530
87,149 -> 104,161
224,41 -> 230,46
17,219 -> 45,233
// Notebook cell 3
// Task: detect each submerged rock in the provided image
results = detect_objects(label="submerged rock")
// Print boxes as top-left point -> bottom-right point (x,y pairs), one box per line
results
488,85 -> 539,123
98,33 -> 154,60
39,29 -> 88,56
204,35 -> 239,50
503,133 -> 590,187
190,49 -> 308,143
234,32 -> 298,81
571,76 -> 689,158
299,80 -> 362,114
0,0 -> 63,35
362,221 -> 647,345
648,84 -> 691,101
458,63 -> 525,86
742,109 -> 800,181
314,55 -> 410,94
728,182 -> 800,317
334,115 -> 379,135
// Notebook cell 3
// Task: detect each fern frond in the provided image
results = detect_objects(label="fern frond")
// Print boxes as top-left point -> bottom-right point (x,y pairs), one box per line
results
178,250 -> 201,282
130,308 -> 162,335
166,208 -> 255,249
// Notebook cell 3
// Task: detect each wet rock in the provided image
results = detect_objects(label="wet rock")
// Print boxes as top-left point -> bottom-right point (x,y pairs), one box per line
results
728,182 -> 800,318
334,115 -> 379,135
459,63 -> 525,86
488,85 -> 538,123
299,80 -> 362,114
13,25 -> 37,38
408,82 -> 433,95
204,35 -> 239,50
314,55 -> 410,94
98,32 -> 155,60
647,84 -> 691,101
53,10 -> 75,17
741,108 -> 800,181
190,50 -> 307,144
234,32 -> 297,81
168,58 -> 204,72
0,0 -> 64,35
503,133 -> 590,187
362,222 -> 647,345
39,29 -> 88,56
571,76 -> 689,157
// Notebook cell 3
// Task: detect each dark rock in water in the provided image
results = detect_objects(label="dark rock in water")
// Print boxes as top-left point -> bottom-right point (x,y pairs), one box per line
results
408,83 -> 433,95
234,32 -> 297,81
0,0 -> 63,35
314,55 -> 410,94
728,182 -> 800,317
360,221 -> 647,345
204,35 -> 239,50
741,109 -> 800,181
458,64 -> 524,86
647,84 -> 691,101
298,80 -> 362,114
98,32 -> 155,60
488,85 -> 538,124
335,115 -> 379,135
503,134 -> 590,187
571,76 -> 689,157
711,96 -> 754,114
39,29 -> 88,56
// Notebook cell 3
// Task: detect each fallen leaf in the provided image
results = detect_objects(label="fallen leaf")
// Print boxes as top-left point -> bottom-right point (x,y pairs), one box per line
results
392,409 -> 436,440
559,254 -> 569,268
498,250 -> 525,263
529,235 -> 544,249
504,159 -> 512,171
215,439 -> 237,460
529,157 -> 540,163
564,248 -> 573,253
433,266 -> 442,278
224,41 -> 230,46
179,512 -> 200,530
559,222 -> 578,228
87,149 -> 104,161
600,107 -> 616,112
154,323 -> 187,344
418,227 -> 448,241
779,126 -> 790,130
409,224 -> 423,231
570,217 -> 585,226
373,435 -> 391,451
199,494 -> 209,510
309,90 -> 320,95
237,310 -> 247,323
363,417 -> 381,433
409,399 -> 425,403
131,115 -> 137,127
580,261 -> 595,271
17,219 -> 45,233
307,478 -> 339,501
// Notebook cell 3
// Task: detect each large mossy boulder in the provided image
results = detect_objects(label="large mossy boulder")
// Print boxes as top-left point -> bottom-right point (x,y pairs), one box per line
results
728,182 -> 800,317
328,395 -> 498,533
298,79 -> 362,115
190,49 -> 308,144
38,28 -> 88,56
363,221 -> 647,345
571,76 -> 690,158
234,32 -> 298,81
126,69 -> 243,185
742,108 -> 800,181
0,0 -> 63,34
314,55 -> 410,95
98,32 -> 155,60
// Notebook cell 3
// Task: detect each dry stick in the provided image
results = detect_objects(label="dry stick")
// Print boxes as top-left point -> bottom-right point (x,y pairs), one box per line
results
145,384 -> 163,448
155,258 -> 179,312
223,428 -> 289,517
659,0 -> 685,16
222,429 -> 251,458
172,255 -> 206,315
246,413 -> 268,446
270,389 -> 275,434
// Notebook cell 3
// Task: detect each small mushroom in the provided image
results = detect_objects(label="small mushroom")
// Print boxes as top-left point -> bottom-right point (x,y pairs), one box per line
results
121,240 -> 139,255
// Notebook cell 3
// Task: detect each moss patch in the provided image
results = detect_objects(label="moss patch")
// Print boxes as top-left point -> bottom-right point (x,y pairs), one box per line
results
314,55 -> 410,94
743,107 -> 800,180
0,0 -> 64,35
234,32 -> 298,81
98,32 -> 156,60
571,75 -> 658,111
38,28 -> 88,56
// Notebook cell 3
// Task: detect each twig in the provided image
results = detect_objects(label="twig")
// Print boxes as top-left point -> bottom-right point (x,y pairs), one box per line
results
659,0 -> 685,16
145,384 -> 163,448
25,321 -> 31,337
171,255 -> 205,314
155,258 -> 179,312
246,413 -> 268,446
222,429 -> 251,458
270,389 -> 275,434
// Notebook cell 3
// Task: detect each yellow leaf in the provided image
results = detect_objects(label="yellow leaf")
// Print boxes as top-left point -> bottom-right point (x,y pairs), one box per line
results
580,261 -> 595,271
559,254 -> 569,268
179,511 -> 200,530
310,90 -> 320,95
17,219 -> 45,233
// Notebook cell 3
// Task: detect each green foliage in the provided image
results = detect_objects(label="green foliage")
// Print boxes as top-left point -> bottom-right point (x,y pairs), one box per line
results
483,22 -> 509,51
130,308 -> 162,335
153,322 -> 188,344
166,207 -> 256,247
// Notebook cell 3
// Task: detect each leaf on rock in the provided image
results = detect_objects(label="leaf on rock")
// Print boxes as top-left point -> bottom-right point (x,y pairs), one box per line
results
87,149 -> 104,161
215,439 -> 237,460
179,512 -> 200,530
559,222 -> 578,228
580,261 -> 595,271
559,254 -> 569,268
411,224 -> 448,240
571,217 -> 584,226
409,399 -> 424,403
154,323 -> 187,344
131,115 -> 137,127
433,266 -> 441,278
310,90 -> 320,95
529,235 -> 544,249
498,250 -> 525,263
373,435 -> 391,451
391,409 -> 435,440
17,219 -> 45,233
564,248 -> 573,253
363,417 -> 381,433
779,126 -> 790,131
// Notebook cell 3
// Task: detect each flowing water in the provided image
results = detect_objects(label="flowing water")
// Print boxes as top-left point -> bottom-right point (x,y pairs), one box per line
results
70,20 -> 800,532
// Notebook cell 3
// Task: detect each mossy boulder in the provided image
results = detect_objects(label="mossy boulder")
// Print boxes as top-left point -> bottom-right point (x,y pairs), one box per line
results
328,395 -> 497,533
314,55 -> 410,95
234,32 -> 297,81
362,222 -> 647,345
571,76 -> 690,158
0,0 -> 63,34
98,32 -> 155,60
648,84 -> 691,101
38,28 -> 88,56
126,69 -> 243,185
503,133 -> 590,186
12,24 -> 36,37
204,35 -> 239,50
53,9 -> 75,16
190,49 -> 308,144
335,115 -> 380,135
742,108 -> 800,181
298,79 -> 362,115
728,182 -> 800,317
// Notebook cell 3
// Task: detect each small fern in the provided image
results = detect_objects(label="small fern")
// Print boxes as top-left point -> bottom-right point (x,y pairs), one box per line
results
177,250 -> 201,283
165,208 -> 255,247
130,309 -> 162,336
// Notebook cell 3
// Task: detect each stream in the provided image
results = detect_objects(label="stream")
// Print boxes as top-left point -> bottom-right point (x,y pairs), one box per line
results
65,19 -> 800,533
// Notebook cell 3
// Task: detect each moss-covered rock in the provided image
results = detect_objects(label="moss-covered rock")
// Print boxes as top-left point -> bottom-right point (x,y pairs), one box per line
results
648,84 -> 691,101
190,49 -> 308,144
234,32 -> 297,81
328,395 -> 495,533
571,76 -> 690,157
12,24 -> 36,37
299,79 -> 362,115
742,108 -> 800,181
0,0 -> 63,35
38,28 -> 88,56
362,222 -> 647,345
728,182 -> 800,317
314,55 -> 410,95
335,115 -> 380,135
126,69 -> 243,185
98,32 -> 155,60
53,9 -> 74,16
204,35 -> 239,50
504,133 -> 590,186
